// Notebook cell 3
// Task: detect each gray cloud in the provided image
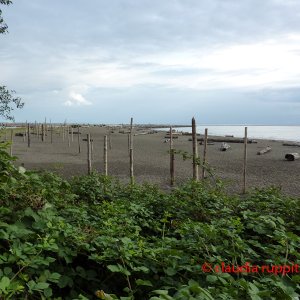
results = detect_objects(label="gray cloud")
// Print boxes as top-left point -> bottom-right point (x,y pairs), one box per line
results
1,0 -> 300,124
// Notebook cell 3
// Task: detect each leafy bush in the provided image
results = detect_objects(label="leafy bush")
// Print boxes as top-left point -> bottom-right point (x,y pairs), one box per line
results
0,145 -> 299,299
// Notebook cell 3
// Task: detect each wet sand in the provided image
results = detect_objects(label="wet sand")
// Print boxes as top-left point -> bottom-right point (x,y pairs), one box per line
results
7,125 -> 300,197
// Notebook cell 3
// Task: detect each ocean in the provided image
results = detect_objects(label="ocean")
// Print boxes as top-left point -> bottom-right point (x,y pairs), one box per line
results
169,126 -> 300,142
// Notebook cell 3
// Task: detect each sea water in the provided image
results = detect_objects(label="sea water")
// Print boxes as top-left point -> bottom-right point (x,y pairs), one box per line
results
168,126 -> 300,142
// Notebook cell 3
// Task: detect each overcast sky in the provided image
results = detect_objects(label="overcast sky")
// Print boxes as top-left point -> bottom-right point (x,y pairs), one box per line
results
1,0 -> 300,124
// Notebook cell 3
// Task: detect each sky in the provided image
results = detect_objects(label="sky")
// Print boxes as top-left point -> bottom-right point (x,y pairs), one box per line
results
1,0 -> 300,124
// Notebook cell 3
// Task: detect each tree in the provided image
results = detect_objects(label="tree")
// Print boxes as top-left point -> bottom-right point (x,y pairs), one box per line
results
0,0 -> 24,121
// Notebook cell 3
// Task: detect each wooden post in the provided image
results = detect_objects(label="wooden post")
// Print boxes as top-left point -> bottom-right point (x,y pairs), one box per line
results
10,129 -> 13,156
91,136 -> 93,160
170,126 -> 175,186
41,124 -> 44,142
50,124 -> 53,144
243,127 -> 248,194
35,121 -> 37,136
108,131 -> 112,150
104,135 -> 108,176
129,117 -> 134,184
192,117 -> 199,181
62,126 -> 65,141
202,128 -> 208,179
77,125 -> 81,153
87,133 -> 92,175
71,127 -> 73,142
68,126 -> 70,147
27,123 -> 30,148
23,125 -> 26,142
37,123 -> 40,140
127,133 -> 130,154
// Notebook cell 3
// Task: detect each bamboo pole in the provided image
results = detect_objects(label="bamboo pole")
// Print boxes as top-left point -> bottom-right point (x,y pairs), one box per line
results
201,128 -> 208,179
243,127 -> 248,194
104,135 -> 108,176
129,117 -> 134,184
27,123 -> 30,148
170,126 -> 175,186
77,125 -> 81,153
87,133 -> 92,175
10,129 -> 13,156
192,117 -> 199,181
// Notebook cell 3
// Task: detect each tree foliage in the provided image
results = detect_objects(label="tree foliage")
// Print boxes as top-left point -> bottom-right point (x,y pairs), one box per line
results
0,0 -> 11,34
0,0 -> 24,121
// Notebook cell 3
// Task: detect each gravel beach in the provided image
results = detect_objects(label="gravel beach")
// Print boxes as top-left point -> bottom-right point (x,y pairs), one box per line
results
8,125 -> 300,197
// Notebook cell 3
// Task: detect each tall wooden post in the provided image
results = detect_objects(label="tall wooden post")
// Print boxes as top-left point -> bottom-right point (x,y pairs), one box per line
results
35,121 -> 37,136
87,133 -> 92,175
192,117 -> 199,181
243,127 -> 248,194
201,128 -> 208,179
129,117 -> 134,184
71,127 -> 73,142
108,131 -> 112,150
170,126 -> 175,186
23,124 -> 26,142
50,124 -> 53,144
27,123 -> 31,148
77,125 -> 81,153
41,124 -> 44,142
37,123 -> 40,140
68,126 -> 70,147
10,129 -> 13,156
104,135 -> 108,176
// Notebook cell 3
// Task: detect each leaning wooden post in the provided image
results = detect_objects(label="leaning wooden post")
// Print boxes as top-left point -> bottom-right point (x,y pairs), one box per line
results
104,135 -> 108,176
192,117 -> 199,181
27,123 -> 31,148
201,128 -> 208,179
129,117 -> 134,184
87,133 -> 92,175
77,125 -> 81,153
170,126 -> 175,186
243,127 -> 248,194
10,129 -> 13,156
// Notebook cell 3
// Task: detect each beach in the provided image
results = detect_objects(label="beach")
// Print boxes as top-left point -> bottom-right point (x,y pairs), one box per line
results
7,125 -> 300,197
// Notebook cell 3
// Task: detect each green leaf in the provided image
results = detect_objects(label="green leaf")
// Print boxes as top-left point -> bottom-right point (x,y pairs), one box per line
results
0,276 -> 10,291
136,279 -> 153,287
35,282 -> 49,290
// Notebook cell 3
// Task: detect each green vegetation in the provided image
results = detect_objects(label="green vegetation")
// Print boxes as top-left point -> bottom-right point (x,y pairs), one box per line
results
0,143 -> 299,299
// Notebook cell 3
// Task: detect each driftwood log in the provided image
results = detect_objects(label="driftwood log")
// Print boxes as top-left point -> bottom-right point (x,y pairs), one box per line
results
257,146 -> 272,155
285,153 -> 300,161
189,137 -> 257,144
220,142 -> 230,151
283,143 -> 300,147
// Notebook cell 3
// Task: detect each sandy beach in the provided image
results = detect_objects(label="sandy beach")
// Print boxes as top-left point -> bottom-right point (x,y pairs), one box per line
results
6,125 -> 300,197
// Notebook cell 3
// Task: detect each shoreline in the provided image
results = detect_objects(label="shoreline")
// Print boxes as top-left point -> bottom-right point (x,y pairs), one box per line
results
2,125 -> 300,197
